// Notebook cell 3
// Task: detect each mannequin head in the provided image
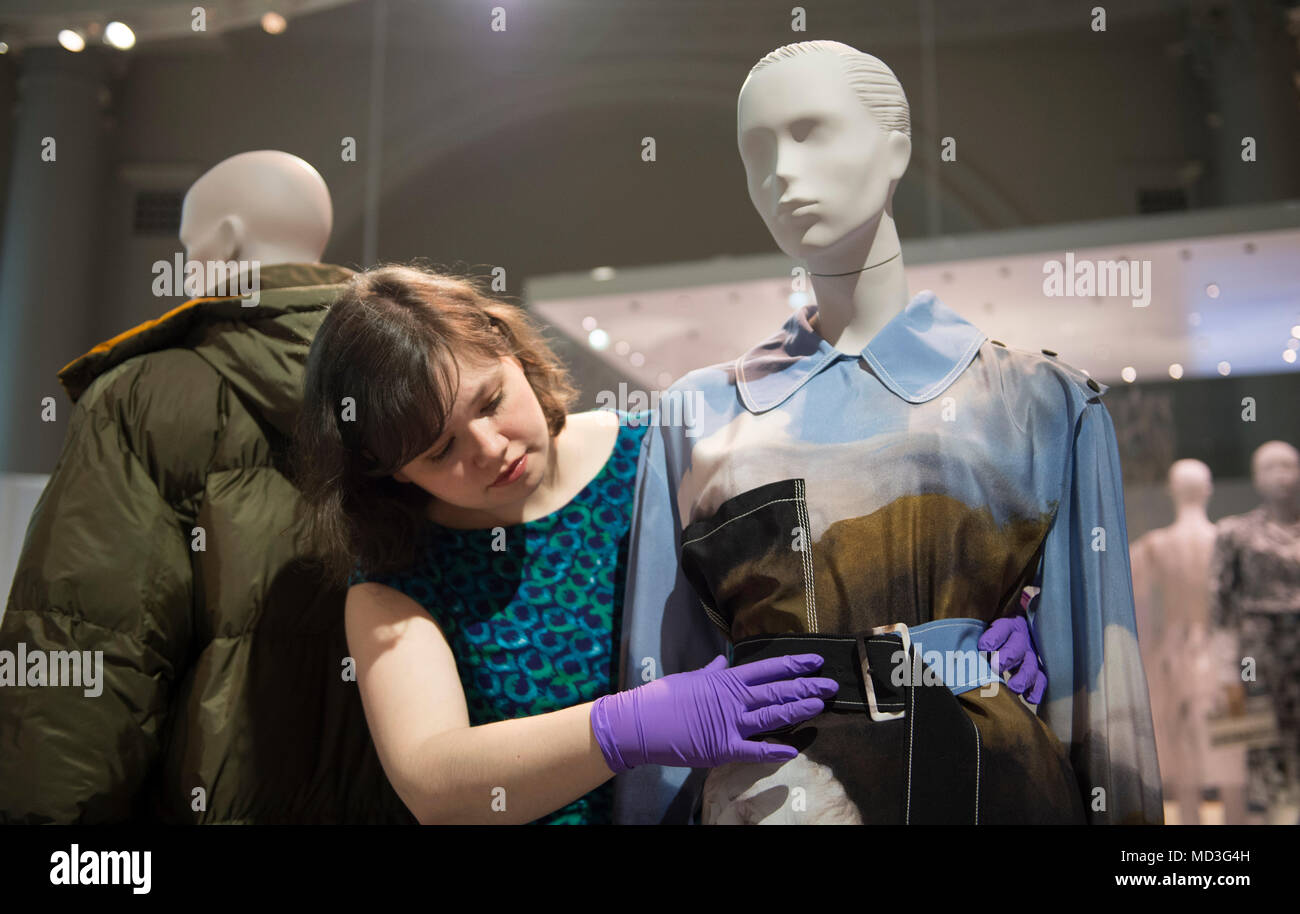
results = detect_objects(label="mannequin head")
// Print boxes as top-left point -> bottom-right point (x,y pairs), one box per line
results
1166,458 -> 1212,510
1250,441 -> 1300,506
737,41 -> 911,265
179,150 -> 332,269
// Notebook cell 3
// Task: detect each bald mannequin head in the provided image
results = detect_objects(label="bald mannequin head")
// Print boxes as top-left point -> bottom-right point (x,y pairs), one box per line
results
179,150 -> 332,269
1251,440 -> 1300,505
1166,458 -> 1213,510
737,41 -> 912,265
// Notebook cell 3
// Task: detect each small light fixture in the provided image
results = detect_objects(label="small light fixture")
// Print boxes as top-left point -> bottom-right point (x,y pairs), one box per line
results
105,21 -> 135,50
58,29 -> 86,52
261,12 -> 287,35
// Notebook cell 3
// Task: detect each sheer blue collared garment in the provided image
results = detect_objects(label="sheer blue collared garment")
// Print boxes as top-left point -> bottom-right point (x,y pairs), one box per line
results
613,289 -> 1162,825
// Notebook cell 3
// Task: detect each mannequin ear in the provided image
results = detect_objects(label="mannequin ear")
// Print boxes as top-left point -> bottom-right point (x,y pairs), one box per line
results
887,131 -> 911,181
187,215 -> 243,266
215,214 -> 245,261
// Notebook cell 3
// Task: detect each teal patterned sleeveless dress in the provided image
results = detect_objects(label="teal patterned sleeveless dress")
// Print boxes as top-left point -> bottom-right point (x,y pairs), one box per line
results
349,409 -> 650,824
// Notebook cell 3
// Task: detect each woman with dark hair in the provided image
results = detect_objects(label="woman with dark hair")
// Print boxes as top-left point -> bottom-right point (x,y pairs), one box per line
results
290,263 -> 839,824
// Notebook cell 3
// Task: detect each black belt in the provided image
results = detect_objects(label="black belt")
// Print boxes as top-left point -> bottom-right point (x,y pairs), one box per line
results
730,628 -> 983,824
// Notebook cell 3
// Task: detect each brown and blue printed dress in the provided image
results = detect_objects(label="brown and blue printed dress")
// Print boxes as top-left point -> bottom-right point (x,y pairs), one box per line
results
615,291 -> 1164,825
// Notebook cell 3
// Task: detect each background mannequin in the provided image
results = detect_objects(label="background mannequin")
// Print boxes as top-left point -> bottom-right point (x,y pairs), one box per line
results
1211,440 -> 1300,824
0,151 -> 408,823
1131,459 -> 1248,824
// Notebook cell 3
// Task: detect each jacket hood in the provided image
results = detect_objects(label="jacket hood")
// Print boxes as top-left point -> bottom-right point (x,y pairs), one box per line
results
57,262 -> 354,438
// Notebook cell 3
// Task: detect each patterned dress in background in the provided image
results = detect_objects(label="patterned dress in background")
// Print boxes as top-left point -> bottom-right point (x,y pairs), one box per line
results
350,409 -> 649,824
1211,506 -> 1300,813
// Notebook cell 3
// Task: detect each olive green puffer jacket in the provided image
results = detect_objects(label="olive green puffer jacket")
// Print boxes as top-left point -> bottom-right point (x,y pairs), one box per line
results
0,262 -> 414,823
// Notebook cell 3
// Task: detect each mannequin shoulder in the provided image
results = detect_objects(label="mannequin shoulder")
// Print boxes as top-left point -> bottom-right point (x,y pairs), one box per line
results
984,341 -> 1107,400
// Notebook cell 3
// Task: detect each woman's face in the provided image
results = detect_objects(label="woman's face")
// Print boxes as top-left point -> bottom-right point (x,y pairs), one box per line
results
392,354 -> 552,514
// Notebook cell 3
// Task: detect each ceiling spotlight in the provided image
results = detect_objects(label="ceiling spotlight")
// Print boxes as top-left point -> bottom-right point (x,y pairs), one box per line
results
1168,363 -> 1184,379
1217,361 -> 1231,376
591,266 -> 616,282
105,21 -> 135,50
0,42 -> 9,55
1205,283 -> 1220,299
1285,349 -> 1297,364
261,12 -> 287,35
588,329 -> 609,351
58,29 -> 86,52
1121,366 -> 1137,383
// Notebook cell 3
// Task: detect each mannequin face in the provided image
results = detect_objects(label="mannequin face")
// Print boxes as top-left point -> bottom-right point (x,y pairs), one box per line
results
391,354 -> 552,518
1251,445 -> 1300,505
737,51 -> 911,264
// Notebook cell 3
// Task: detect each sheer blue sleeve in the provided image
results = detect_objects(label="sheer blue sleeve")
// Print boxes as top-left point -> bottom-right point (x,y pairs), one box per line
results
1030,398 -> 1164,824
612,416 -> 728,825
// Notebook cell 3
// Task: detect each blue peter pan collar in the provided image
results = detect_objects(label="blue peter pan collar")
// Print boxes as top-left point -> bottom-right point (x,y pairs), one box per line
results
735,289 -> 988,413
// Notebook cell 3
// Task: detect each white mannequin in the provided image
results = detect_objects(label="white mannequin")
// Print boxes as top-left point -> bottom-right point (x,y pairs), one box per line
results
696,39 -> 1159,826
737,41 -> 912,353
1130,459 -> 1248,825
703,41 -> 963,824
1132,460 -> 1218,649
178,150 -> 333,291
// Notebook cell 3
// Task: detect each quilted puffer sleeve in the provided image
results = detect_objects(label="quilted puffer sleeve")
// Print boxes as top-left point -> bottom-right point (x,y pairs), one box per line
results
0,396 -> 193,823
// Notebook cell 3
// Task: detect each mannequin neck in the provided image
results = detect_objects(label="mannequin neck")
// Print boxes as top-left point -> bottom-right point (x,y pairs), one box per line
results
1260,496 -> 1300,525
1172,502 -> 1212,526
807,212 -> 909,355
199,242 -> 322,295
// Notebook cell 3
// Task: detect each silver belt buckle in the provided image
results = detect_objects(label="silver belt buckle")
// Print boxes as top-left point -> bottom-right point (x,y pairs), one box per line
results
857,622 -> 911,722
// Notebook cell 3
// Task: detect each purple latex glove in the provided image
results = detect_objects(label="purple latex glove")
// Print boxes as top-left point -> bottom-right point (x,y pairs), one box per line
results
590,653 -> 838,773
978,615 -> 1047,703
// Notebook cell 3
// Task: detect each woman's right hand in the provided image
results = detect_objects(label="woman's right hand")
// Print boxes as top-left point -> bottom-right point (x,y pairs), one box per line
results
589,653 -> 837,772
